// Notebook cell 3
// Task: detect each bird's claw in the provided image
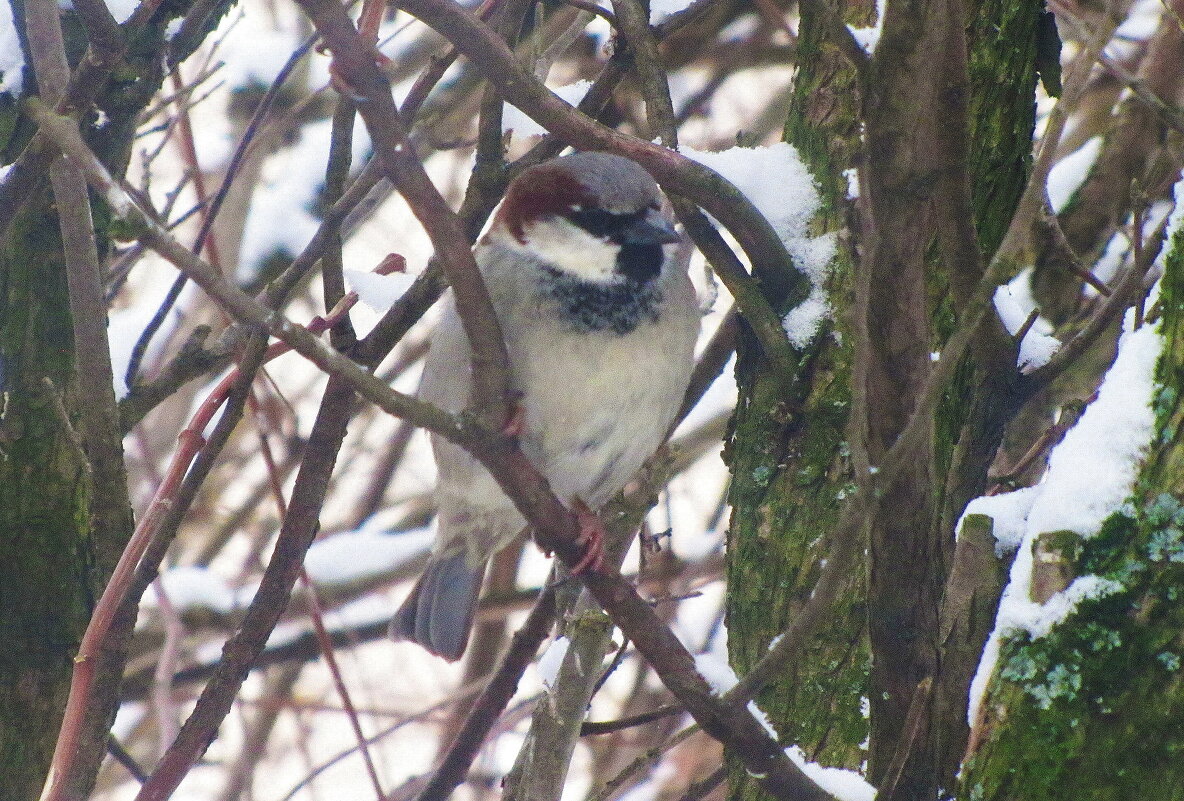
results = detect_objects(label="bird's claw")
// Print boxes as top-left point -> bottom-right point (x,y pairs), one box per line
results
570,501 -> 605,575
502,403 -> 525,439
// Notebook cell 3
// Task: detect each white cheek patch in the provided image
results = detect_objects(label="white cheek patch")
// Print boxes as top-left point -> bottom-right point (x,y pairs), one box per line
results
519,218 -> 620,282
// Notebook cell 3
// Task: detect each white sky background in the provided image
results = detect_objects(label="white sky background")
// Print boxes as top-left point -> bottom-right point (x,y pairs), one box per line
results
4,0 -> 1180,798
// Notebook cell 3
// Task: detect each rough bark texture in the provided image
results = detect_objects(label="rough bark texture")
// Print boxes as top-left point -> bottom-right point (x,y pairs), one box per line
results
928,1 -> 1043,792
725,4 -> 867,800
861,1 -> 1041,794
959,223 -> 1184,799
859,4 -> 954,793
725,1 -> 1041,799
0,3 -> 233,797
0,183 -> 94,801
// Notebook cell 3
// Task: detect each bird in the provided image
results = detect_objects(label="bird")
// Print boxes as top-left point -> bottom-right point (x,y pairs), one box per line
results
390,151 -> 701,661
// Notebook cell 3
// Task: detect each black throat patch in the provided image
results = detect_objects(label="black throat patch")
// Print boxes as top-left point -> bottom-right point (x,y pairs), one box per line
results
537,263 -> 664,335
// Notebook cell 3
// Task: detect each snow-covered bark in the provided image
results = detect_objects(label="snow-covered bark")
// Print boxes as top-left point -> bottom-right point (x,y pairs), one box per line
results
959,225 -> 1184,801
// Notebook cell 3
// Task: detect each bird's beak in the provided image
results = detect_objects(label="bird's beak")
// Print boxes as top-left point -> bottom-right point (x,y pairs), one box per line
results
620,210 -> 681,245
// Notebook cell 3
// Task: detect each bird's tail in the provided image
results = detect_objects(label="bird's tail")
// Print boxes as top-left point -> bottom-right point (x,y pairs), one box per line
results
390,552 -> 486,661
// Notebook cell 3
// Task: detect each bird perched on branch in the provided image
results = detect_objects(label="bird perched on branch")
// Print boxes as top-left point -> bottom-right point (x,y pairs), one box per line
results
391,152 -> 700,661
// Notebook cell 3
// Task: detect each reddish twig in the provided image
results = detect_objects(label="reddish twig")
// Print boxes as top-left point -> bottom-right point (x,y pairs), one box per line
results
299,0 -> 513,430
251,393 -> 386,799
132,373 -> 356,801
149,578 -> 184,757
38,296 -> 357,801
301,572 -> 387,799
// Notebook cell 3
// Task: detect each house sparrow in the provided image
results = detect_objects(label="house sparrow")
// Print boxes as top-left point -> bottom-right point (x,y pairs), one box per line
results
391,151 -> 700,660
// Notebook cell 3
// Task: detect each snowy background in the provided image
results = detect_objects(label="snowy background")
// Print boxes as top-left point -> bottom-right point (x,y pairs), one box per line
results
3,0 -> 1183,798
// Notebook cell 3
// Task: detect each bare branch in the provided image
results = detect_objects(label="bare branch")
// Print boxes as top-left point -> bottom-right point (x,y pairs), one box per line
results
29,85 -> 838,801
393,0 -> 808,305
296,0 -> 512,430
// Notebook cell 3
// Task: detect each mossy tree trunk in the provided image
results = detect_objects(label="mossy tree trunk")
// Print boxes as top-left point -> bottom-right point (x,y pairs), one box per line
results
725,1 -> 1043,800
925,0 -> 1045,793
957,214 -> 1184,801
724,3 -> 868,800
0,2 -> 232,797
0,181 -> 98,801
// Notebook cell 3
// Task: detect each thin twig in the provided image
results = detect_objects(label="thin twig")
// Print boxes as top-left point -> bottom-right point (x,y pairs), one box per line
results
275,682 -> 486,801
678,764 -> 727,801
301,572 -> 388,798
32,40 -> 835,801
35,288 -> 356,801
416,586 -> 558,800
588,725 -> 700,801
581,706 -> 682,736
131,374 -> 357,801
1038,207 -> 1114,296
394,0 -> 804,299
301,0 -> 513,431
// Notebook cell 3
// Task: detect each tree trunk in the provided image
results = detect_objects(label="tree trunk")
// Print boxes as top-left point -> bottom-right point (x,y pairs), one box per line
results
725,2 -> 1042,800
0,181 -> 96,801
0,2 -> 232,796
958,221 -> 1184,800
725,4 -> 867,800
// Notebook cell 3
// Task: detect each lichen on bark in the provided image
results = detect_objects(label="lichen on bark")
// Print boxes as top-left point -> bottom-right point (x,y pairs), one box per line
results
725,3 -> 867,797
959,208 -> 1184,801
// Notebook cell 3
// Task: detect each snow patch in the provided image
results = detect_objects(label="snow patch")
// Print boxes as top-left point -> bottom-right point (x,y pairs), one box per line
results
1026,318 -> 1159,537
238,117 -> 370,281
957,485 -> 1041,556
0,2 -> 23,96
650,0 -> 696,23
145,566 -> 237,615
503,81 -> 592,139
304,526 -> 433,587
108,269 -> 186,400
346,268 -> 418,313
682,143 -> 834,347
993,284 -> 1061,372
216,11 -> 305,90
693,649 -> 739,693
537,636 -> 570,689
967,315 -> 1162,724
786,746 -> 877,801
847,0 -> 886,54
1047,137 -> 1101,214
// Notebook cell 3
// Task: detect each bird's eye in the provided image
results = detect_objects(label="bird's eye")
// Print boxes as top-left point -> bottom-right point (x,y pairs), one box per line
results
565,208 -> 630,238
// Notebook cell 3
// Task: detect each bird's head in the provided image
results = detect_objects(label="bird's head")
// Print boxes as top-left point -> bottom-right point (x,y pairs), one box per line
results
488,152 -> 680,284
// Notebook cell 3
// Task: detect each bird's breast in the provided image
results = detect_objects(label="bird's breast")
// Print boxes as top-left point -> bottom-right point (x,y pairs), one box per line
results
534,265 -> 663,335
506,295 -> 697,506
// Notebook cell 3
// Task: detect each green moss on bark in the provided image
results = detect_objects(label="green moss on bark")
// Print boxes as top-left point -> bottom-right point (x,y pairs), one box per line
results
0,185 -> 94,801
727,334 -> 866,764
726,2 -> 1042,798
0,4 -> 227,797
964,0 -> 1042,260
959,200 -> 1184,801
962,502 -> 1184,800
725,6 -> 866,799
